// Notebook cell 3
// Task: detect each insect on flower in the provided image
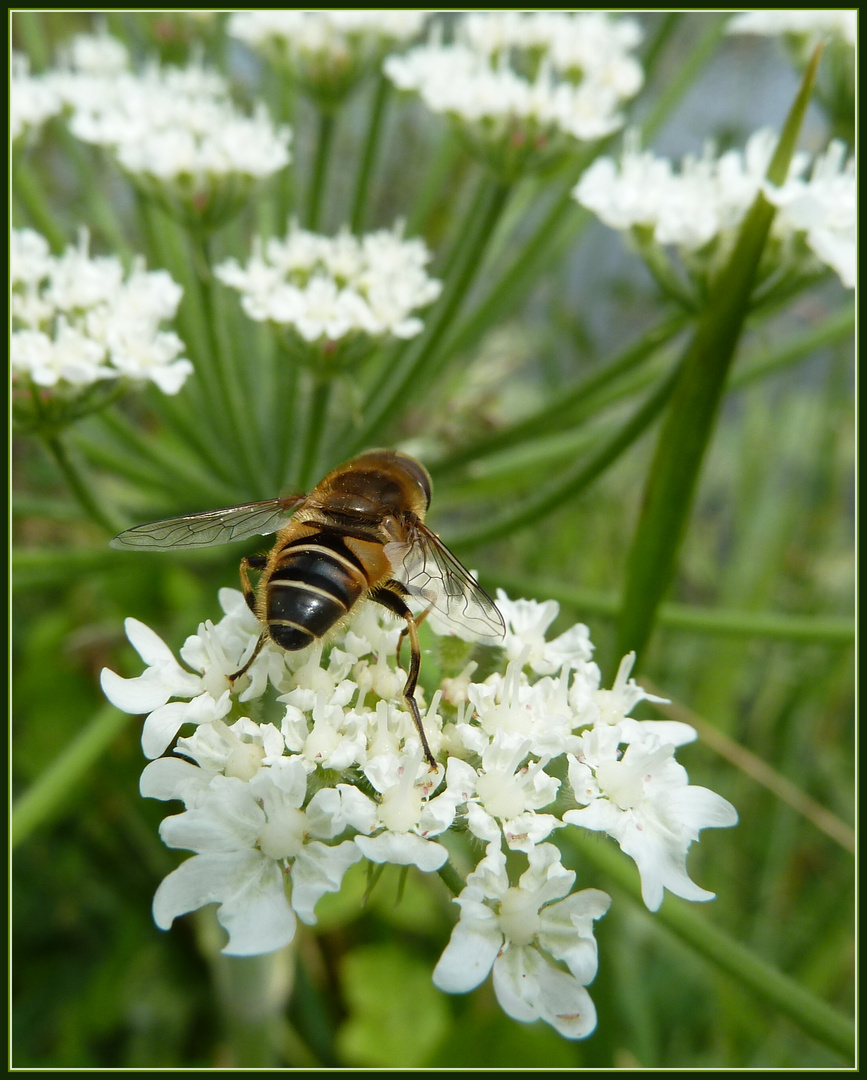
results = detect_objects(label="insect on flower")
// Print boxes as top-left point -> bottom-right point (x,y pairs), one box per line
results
110,449 -> 505,767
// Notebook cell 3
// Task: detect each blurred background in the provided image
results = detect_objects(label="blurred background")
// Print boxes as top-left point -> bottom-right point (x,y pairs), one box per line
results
11,11 -> 854,1069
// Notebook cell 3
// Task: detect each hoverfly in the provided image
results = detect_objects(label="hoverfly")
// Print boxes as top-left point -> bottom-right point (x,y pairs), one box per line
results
110,449 -> 505,767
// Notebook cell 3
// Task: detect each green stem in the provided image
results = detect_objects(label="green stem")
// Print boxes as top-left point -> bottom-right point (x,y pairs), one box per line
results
342,175 -> 512,456
42,431 -> 120,535
439,14 -> 727,368
615,48 -> 823,664
271,339 -> 302,492
194,232 -> 266,495
12,705 -> 130,848
296,376 -> 332,489
135,196 -> 244,488
430,310 -> 689,479
12,155 -> 67,250
82,406 -> 240,507
567,831 -> 854,1061
732,305 -> 854,390
306,111 -> 336,232
441,177 -> 587,363
450,361 -> 681,551
350,73 -> 391,234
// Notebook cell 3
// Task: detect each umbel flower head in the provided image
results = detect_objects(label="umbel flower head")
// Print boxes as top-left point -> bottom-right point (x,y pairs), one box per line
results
384,12 -> 644,178
11,51 -> 63,144
573,127 -> 855,290
57,42 -> 291,230
228,11 -> 427,108
214,221 -> 442,368
726,10 -> 857,56
101,585 -> 737,1040
12,227 -> 192,406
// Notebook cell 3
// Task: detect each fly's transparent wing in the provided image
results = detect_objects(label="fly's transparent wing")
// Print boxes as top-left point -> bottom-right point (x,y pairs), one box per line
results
384,523 -> 505,645
109,495 -> 306,551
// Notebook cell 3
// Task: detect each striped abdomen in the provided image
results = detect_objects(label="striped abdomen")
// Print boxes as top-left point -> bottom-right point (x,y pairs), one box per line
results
264,531 -> 371,651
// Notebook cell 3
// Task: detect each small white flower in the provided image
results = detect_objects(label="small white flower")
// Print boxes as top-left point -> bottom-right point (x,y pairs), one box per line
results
463,731 -> 563,853
228,11 -> 427,102
150,759 -> 362,954
433,843 -> 610,1039
564,728 -> 738,911
726,10 -> 857,50
61,54 -> 291,225
764,140 -> 856,288
12,52 -> 62,143
353,751 -> 468,872
12,229 -> 192,394
495,590 -> 593,675
574,127 -> 853,285
215,222 -> 441,352
385,13 -> 643,175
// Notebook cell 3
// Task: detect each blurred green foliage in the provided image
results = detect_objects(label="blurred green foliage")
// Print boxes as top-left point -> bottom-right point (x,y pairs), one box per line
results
12,10 -> 853,1069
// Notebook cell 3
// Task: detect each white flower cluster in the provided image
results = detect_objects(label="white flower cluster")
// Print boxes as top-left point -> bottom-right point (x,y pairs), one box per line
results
574,128 -> 855,288
100,586 -> 736,1038
215,222 -> 442,345
228,10 -> 426,103
384,12 -> 643,171
727,10 -> 857,50
12,228 -> 192,394
52,38 -> 290,218
11,52 -> 63,143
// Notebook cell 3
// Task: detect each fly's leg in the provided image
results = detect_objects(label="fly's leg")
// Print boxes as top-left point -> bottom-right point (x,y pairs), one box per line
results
239,554 -> 267,615
373,583 -> 436,770
230,555 -> 268,681
228,629 -> 268,682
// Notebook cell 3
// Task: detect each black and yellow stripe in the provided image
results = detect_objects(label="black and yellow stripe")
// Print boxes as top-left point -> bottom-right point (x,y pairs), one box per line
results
265,533 -> 367,651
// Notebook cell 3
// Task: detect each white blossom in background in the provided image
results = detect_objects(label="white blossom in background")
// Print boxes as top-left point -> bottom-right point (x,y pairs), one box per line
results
55,41 -> 291,226
574,127 -> 855,288
384,12 -> 643,176
228,11 -> 426,104
726,10 -> 857,53
11,228 -> 192,394
101,584 -> 737,1039
764,140 -> 856,289
215,222 -> 442,352
54,27 -> 131,76
11,52 -> 63,143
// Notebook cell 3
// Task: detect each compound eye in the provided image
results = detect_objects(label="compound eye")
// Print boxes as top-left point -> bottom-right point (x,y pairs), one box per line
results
396,454 -> 432,509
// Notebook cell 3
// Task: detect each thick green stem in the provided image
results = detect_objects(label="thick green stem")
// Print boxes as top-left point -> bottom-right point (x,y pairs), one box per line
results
306,111 -> 336,232
350,73 -> 391,234
615,47 -> 823,664
296,376 -> 332,489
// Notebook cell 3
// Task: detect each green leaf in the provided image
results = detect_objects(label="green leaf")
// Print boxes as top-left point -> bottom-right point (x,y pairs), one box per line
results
336,943 -> 450,1066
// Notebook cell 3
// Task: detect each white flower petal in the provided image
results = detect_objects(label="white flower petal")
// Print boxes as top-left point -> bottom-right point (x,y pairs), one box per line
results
493,946 -> 598,1039
432,911 -> 502,993
354,831 -> 448,871
152,849 -> 296,955
290,840 -> 363,924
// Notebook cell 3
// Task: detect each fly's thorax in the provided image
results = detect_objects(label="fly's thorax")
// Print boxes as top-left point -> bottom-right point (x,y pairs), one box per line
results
314,450 -> 431,521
